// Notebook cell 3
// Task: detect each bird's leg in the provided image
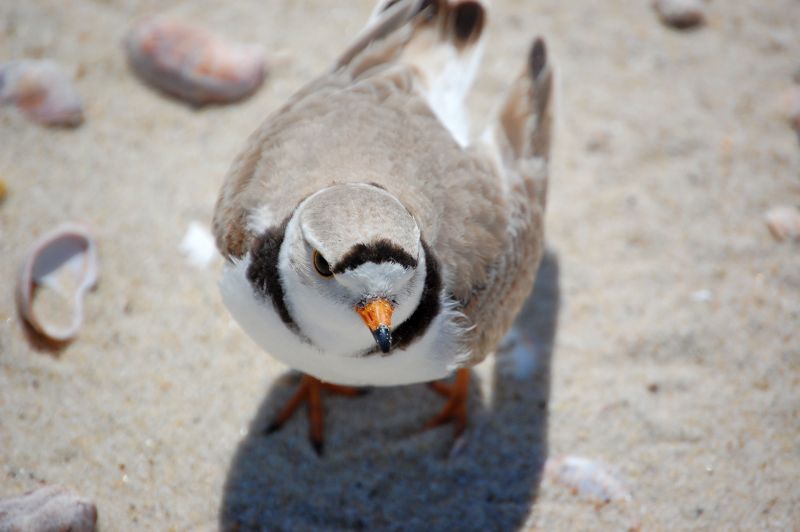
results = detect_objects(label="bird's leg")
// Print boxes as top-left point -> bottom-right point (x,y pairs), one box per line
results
425,368 -> 470,437
264,374 -> 365,455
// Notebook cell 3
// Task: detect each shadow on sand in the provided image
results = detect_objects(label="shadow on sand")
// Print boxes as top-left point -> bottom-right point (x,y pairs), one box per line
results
220,251 -> 560,531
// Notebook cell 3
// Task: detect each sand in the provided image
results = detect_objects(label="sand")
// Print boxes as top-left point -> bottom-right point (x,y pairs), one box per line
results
1,0 -> 798,530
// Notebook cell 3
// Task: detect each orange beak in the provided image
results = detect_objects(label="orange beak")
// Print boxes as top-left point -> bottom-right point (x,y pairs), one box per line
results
355,298 -> 393,353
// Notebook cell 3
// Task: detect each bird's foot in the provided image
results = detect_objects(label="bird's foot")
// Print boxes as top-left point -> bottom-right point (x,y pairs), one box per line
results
425,368 -> 470,438
264,374 -> 366,455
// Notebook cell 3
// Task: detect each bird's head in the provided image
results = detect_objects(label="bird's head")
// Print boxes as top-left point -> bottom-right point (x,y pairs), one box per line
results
276,183 -> 426,355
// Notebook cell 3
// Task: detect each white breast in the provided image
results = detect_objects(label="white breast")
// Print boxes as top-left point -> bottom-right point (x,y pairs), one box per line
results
219,258 -> 471,386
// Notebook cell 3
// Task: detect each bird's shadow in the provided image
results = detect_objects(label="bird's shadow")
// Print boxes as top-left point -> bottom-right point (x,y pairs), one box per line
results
220,251 -> 560,531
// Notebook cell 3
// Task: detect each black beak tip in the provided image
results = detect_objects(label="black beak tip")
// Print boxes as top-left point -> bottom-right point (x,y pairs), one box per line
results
373,325 -> 392,353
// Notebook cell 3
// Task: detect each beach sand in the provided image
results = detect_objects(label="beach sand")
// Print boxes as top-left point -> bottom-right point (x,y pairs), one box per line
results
1,0 -> 798,529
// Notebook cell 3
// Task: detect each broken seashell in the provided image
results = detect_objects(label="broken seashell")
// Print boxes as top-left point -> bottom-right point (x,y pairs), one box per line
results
17,223 -> 98,343
653,0 -> 706,30
0,60 -> 84,127
124,16 -> 267,106
544,455 -> 632,504
0,485 -> 97,532
764,205 -> 800,241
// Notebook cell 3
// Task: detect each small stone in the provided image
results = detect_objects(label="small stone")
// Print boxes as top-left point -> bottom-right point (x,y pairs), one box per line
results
764,205 -> 800,242
124,16 -> 267,106
653,0 -> 706,30
0,60 -> 84,126
0,485 -> 97,532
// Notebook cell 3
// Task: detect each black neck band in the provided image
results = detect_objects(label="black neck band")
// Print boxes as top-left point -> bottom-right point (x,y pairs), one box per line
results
387,239 -> 442,352
246,218 -> 299,333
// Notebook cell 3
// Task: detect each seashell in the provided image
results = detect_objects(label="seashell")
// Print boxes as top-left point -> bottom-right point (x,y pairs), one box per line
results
124,16 -> 267,106
0,485 -> 97,532
764,205 -> 800,242
653,0 -> 706,30
544,455 -> 632,504
0,60 -> 84,127
17,223 -> 98,343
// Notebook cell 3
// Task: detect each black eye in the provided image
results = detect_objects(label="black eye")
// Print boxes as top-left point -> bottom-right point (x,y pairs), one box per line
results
313,250 -> 333,278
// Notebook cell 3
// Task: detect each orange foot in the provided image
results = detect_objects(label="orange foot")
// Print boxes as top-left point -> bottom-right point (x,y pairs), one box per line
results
426,368 -> 470,438
264,374 -> 365,455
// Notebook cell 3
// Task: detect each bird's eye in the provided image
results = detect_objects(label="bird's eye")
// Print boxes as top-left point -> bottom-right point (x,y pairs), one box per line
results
313,250 -> 334,278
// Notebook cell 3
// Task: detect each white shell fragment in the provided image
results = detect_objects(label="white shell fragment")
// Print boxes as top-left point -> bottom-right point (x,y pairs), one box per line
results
545,455 -> 632,504
764,205 -> 800,241
653,0 -> 706,30
0,485 -> 97,532
0,60 -> 84,126
17,223 -> 99,343
179,220 -> 217,269
124,16 -> 267,105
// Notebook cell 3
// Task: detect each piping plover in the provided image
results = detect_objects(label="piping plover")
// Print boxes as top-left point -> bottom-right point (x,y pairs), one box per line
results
214,0 -> 553,453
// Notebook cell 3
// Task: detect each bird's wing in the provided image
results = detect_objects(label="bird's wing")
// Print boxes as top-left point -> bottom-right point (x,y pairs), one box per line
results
455,38 -> 555,363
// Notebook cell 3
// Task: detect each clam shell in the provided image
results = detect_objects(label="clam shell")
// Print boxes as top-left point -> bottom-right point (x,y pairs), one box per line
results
544,455 -> 632,504
764,205 -> 800,242
0,60 -> 84,127
0,485 -> 97,532
17,223 -> 98,343
124,16 -> 267,105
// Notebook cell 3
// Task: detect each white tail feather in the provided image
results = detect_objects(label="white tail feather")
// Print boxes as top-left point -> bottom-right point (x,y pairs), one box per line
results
347,0 -> 489,146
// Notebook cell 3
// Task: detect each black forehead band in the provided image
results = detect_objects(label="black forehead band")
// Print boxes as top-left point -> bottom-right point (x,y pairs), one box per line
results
332,239 -> 418,274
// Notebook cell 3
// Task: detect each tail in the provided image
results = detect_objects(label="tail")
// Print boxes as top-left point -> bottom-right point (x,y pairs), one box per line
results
484,38 -> 554,210
335,0 -> 488,147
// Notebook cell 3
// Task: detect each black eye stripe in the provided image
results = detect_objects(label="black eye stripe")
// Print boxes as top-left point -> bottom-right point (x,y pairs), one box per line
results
313,250 -> 334,278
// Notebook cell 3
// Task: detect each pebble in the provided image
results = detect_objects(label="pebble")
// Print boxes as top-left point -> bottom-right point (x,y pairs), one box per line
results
764,205 -> 800,241
0,60 -> 84,126
0,485 -> 97,532
653,0 -> 706,30
124,16 -> 267,106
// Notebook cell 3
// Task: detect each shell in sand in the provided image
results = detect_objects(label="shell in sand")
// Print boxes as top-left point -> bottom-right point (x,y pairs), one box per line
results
17,223 -> 99,343
124,16 -> 267,106
0,60 -> 84,127
0,485 -> 97,532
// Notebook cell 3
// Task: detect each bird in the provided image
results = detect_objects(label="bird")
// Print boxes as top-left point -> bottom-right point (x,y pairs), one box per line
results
213,0 -> 554,454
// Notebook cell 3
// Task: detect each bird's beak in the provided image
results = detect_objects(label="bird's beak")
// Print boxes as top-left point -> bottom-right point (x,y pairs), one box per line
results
355,298 -> 393,353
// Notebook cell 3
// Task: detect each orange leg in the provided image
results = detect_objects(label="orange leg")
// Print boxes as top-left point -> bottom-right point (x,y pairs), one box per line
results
425,368 -> 470,437
264,374 -> 365,455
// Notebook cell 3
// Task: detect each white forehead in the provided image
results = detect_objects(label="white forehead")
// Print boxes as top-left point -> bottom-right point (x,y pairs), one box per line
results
336,261 -> 414,295
298,184 -> 420,265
